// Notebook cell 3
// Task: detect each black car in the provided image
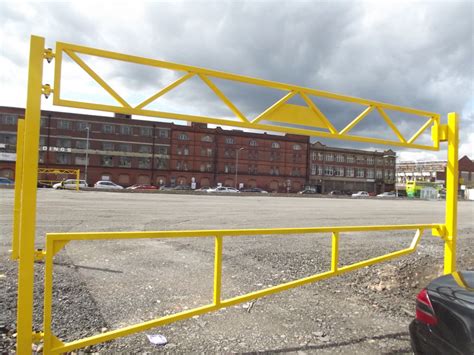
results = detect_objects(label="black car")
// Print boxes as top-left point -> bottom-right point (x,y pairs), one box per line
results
409,270 -> 474,355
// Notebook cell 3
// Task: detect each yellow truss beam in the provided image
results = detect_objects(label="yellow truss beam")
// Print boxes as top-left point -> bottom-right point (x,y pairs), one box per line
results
52,40 -> 441,150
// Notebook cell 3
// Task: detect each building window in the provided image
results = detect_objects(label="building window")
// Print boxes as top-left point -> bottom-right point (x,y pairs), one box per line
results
324,166 -> 334,176
317,152 -> 324,161
57,120 -> 72,130
157,146 -> 168,155
367,169 -> 375,179
200,163 -> 213,172
325,153 -> 334,162
39,136 -> 46,146
56,153 -> 70,164
224,149 -> 235,158
201,135 -> 213,142
159,129 -> 169,138
248,150 -> 258,160
249,139 -> 257,147
57,138 -> 71,148
293,144 -> 302,151
271,142 -> 280,149
291,168 -> 301,177
1,114 -> 16,125
156,157 -> 169,169
346,155 -> 355,163
177,146 -> 189,155
356,156 -> 365,164
140,127 -> 152,136
270,151 -> 281,161
103,124 -> 114,134
75,156 -> 89,165
334,167 -> 344,176
346,167 -> 354,177
318,166 -> 323,176
376,169 -> 383,179
77,122 -> 90,131
224,164 -> 235,173
0,134 -> 16,145
119,144 -> 132,152
201,147 -> 213,157
178,133 -> 189,141
336,154 -> 344,163
367,156 -> 374,165
139,158 -> 151,169
176,161 -> 189,171
311,164 -> 317,175
40,117 -> 47,127
248,164 -> 258,174
225,137 -> 235,144
102,142 -> 114,151
356,168 -> 365,178
139,145 -> 152,153
75,140 -> 87,149
376,158 -> 383,165
120,125 -> 132,135
101,156 -> 114,167
269,166 -> 280,176
118,156 -> 132,168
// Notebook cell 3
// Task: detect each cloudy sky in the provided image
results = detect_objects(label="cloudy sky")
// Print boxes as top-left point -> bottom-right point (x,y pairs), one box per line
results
1,0 -> 472,161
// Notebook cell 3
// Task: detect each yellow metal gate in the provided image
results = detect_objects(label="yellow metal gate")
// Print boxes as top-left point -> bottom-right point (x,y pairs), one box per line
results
13,35 -> 459,354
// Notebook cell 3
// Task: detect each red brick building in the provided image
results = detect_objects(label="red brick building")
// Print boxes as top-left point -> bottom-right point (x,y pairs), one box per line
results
0,107 -> 308,192
307,142 -> 396,194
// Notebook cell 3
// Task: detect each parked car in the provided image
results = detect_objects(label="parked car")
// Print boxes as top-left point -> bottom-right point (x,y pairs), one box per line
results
93,181 -> 123,189
206,186 -> 240,193
376,191 -> 396,198
173,185 -> 192,190
53,179 -> 88,189
195,186 -> 211,192
158,186 -> 174,191
126,184 -> 157,190
351,191 -> 369,198
0,177 -> 14,186
328,190 -> 342,195
409,270 -> 474,355
298,189 -> 317,194
240,187 -> 268,193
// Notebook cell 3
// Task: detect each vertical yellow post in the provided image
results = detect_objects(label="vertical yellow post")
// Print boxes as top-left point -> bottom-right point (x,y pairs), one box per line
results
444,112 -> 459,274
331,232 -> 339,272
11,119 -> 25,260
76,169 -> 80,191
16,35 -> 44,354
213,236 -> 223,306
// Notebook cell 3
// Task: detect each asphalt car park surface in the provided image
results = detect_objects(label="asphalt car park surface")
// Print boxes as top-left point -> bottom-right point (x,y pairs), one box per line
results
1,188 -> 473,353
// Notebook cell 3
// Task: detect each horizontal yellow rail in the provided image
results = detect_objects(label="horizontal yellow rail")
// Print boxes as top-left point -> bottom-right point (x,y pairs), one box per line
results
42,223 -> 439,354
52,41 -> 441,151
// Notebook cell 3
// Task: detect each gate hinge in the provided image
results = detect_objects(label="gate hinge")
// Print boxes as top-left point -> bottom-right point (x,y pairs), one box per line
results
42,84 -> 53,99
43,48 -> 55,63
432,124 -> 448,142
34,249 -> 46,261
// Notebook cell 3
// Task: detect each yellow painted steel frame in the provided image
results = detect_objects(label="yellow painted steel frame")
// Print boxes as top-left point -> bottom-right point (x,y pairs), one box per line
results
42,225 -> 432,353
14,35 -> 459,354
37,168 -> 81,190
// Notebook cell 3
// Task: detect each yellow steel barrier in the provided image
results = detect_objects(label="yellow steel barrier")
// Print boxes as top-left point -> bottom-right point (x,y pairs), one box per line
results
41,224 -> 434,354
13,35 -> 459,353
37,168 -> 81,190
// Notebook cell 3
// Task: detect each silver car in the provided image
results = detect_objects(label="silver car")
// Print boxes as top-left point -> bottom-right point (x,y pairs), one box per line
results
93,181 -> 124,190
206,186 -> 240,193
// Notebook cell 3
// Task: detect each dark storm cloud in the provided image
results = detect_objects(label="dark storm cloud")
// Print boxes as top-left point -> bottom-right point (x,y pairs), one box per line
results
1,0 -> 472,155
97,1 -> 472,138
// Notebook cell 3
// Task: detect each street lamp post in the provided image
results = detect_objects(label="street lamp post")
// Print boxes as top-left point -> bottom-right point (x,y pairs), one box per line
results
84,126 -> 90,184
235,147 -> 245,189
